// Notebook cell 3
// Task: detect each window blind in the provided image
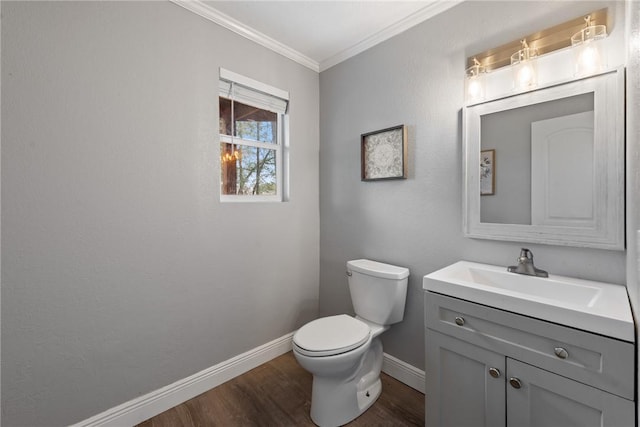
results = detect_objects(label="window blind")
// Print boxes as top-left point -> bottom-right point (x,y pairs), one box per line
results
219,69 -> 289,114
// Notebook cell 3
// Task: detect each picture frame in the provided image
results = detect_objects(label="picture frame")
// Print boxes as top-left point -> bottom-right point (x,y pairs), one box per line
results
361,125 -> 407,181
480,149 -> 495,195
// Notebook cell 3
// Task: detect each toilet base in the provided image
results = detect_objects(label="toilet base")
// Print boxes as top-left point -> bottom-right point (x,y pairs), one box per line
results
309,338 -> 383,426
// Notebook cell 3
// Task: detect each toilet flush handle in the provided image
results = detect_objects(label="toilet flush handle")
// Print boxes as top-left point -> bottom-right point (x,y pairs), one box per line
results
346,271 -> 352,277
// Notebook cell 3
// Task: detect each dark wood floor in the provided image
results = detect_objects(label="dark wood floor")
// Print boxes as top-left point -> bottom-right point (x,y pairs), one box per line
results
137,351 -> 425,426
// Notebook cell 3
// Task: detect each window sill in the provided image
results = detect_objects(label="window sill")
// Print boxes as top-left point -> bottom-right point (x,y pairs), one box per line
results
220,195 -> 283,203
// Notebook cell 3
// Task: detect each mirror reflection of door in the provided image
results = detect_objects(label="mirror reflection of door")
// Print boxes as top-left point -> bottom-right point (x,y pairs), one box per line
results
531,111 -> 595,227
479,93 -> 594,225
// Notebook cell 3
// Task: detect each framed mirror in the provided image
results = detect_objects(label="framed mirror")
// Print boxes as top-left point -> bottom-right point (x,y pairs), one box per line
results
463,68 -> 624,250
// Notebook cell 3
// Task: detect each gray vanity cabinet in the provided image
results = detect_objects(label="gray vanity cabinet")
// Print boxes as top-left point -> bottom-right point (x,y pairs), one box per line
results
425,292 -> 635,427
426,329 -> 505,427
507,358 -> 634,427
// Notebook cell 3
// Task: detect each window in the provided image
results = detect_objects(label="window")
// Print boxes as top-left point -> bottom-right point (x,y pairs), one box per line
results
219,69 -> 289,202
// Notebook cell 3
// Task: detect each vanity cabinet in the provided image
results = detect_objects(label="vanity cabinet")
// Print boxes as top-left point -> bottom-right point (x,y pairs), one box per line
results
426,330 -> 505,426
425,292 -> 635,427
506,358 -> 634,427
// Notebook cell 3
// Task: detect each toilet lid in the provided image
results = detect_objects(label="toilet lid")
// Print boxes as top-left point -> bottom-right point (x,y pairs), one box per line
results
293,314 -> 370,356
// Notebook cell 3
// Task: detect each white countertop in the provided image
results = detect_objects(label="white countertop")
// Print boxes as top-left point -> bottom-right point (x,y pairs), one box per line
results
423,261 -> 634,342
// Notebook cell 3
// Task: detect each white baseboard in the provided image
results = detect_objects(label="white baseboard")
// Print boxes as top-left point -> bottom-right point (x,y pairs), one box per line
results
71,332 -> 425,427
71,332 -> 294,427
382,353 -> 425,394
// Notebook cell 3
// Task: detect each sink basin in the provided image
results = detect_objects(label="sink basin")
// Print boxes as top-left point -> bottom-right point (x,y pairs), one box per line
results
466,267 -> 602,307
424,261 -> 634,342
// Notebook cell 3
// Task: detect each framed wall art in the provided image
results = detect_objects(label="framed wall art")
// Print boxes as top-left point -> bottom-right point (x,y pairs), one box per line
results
480,149 -> 495,195
361,125 -> 407,181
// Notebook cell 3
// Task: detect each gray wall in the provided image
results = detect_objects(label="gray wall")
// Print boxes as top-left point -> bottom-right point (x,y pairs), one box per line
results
2,1 -> 635,426
1,2 -> 319,425
319,0 -> 626,371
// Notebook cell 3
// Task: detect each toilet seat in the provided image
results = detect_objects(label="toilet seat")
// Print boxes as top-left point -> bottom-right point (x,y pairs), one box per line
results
293,314 -> 371,357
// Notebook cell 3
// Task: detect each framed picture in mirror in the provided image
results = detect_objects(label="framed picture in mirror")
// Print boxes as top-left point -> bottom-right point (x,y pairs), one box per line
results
480,149 -> 495,195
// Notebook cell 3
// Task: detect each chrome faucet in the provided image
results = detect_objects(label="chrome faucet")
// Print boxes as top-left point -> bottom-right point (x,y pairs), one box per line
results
507,248 -> 548,278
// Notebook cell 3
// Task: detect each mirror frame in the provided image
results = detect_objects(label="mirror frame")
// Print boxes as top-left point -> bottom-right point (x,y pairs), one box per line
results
463,68 -> 625,250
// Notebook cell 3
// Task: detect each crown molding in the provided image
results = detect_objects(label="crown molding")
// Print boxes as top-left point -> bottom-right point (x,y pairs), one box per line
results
171,0 -> 461,74
170,0 -> 320,72
319,0 -> 463,72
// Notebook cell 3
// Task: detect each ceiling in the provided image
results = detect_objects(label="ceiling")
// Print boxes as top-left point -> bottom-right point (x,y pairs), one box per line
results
173,1 -> 461,72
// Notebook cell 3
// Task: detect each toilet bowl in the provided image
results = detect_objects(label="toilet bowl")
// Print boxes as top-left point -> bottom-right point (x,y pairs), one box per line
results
293,259 -> 409,427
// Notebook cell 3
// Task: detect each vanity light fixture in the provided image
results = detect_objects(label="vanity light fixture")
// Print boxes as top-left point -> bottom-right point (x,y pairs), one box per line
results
511,39 -> 538,91
466,9 -> 607,100
465,58 -> 486,104
571,15 -> 608,77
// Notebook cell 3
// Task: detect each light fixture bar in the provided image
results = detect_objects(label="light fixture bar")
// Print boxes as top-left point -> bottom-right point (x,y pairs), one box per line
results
466,8 -> 607,72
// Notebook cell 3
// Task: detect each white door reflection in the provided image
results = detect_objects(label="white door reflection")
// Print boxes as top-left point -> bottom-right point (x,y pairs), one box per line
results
531,111 -> 595,227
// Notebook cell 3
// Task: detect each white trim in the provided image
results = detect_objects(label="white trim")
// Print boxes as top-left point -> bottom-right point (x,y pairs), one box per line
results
282,114 -> 291,202
170,0 -> 319,72
170,0 -> 459,73
220,135 -> 279,151
382,353 -> 426,394
70,333 -> 294,427
318,0 -> 462,72
220,194 -> 282,203
70,333 -> 425,427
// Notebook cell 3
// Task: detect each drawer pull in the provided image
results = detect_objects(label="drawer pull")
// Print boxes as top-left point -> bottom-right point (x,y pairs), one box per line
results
509,377 -> 522,389
454,316 -> 465,326
554,347 -> 569,359
488,367 -> 501,378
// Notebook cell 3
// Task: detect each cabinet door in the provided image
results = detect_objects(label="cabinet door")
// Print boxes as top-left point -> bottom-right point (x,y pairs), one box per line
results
506,358 -> 634,427
426,329 -> 506,427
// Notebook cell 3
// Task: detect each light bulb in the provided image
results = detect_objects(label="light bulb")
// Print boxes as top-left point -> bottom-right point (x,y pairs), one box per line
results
513,61 -> 537,90
574,42 -> 603,76
511,39 -> 537,91
571,17 -> 607,77
465,58 -> 485,104
518,65 -> 533,86
467,78 -> 483,102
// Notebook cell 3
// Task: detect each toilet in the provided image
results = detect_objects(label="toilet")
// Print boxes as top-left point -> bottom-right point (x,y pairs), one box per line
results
293,259 -> 409,426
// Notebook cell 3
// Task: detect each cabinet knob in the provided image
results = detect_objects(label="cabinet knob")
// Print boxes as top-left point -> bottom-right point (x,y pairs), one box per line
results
488,367 -> 501,378
509,377 -> 522,389
554,347 -> 569,359
454,316 -> 465,326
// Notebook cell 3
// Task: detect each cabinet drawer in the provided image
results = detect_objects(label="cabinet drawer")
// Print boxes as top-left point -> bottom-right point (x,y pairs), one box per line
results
425,292 -> 634,400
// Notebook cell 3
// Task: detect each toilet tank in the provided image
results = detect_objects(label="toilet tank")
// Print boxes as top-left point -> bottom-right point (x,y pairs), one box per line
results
347,259 -> 409,325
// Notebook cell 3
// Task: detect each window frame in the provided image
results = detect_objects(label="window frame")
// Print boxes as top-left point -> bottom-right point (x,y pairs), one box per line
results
219,69 -> 289,203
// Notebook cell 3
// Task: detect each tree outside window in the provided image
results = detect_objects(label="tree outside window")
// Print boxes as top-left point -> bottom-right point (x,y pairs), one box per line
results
219,98 -> 280,196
